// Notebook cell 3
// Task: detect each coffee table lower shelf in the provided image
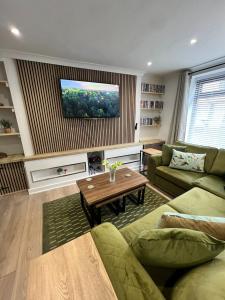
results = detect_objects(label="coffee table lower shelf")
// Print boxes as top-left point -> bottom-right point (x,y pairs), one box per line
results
80,185 -> 146,227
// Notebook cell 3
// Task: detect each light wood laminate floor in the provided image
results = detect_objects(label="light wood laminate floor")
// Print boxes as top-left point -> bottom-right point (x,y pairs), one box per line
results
0,182 -> 171,300
0,184 -> 79,300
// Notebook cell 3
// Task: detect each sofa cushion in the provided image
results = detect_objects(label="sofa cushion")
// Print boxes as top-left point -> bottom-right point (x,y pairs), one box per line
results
155,166 -> 205,190
169,149 -> 206,173
120,204 -> 178,291
168,187 -> 225,217
193,175 -> 225,199
175,141 -> 218,173
159,212 -> 225,240
209,149 -> 225,176
171,250 -> 225,300
120,204 -> 177,244
91,222 -> 165,300
131,228 -> 225,269
162,144 -> 186,166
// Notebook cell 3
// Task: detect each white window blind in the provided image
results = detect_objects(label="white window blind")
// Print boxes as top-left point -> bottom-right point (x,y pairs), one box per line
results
185,73 -> 225,148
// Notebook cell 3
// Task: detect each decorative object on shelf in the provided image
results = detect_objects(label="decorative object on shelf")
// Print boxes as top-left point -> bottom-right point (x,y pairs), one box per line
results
153,116 -> 161,126
141,83 -> 165,94
56,167 -> 63,175
64,168 -> 68,174
102,160 -> 123,183
0,103 -> 4,106
0,152 -> 7,159
0,119 -> 12,133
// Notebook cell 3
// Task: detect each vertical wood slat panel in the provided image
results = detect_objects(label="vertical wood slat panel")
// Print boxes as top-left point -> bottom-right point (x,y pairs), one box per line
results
0,162 -> 27,195
16,60 -> 136,154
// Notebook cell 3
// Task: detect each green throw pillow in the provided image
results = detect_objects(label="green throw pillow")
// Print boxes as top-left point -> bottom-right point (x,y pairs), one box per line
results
162,144 -> 186,166
131,228 -> 225,269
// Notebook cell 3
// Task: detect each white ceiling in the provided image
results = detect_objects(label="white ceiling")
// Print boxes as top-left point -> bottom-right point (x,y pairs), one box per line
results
1,0 -> 225,75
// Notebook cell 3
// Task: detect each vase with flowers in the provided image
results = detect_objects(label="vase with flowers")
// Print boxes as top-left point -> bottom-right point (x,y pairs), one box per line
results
102,160 -> 123,183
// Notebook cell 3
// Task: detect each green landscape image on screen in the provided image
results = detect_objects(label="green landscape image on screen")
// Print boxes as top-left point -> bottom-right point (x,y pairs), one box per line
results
60,80 -> 120,118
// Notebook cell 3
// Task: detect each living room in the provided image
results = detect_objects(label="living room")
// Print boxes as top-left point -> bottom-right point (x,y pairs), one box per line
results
0,1 -> 225,299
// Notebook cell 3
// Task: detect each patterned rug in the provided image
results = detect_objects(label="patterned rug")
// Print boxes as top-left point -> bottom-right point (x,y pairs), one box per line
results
43,186 -> 169,253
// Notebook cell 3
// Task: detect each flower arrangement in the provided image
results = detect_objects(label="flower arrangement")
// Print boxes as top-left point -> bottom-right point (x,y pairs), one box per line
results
102,160 -> 123,182
102,160 -> 123,170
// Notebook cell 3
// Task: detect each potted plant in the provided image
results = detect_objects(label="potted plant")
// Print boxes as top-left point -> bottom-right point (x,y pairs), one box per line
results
153,116 -> 161,126
102,160 -> 123,182
0,119 -> 12,133
56,167 -> 63,175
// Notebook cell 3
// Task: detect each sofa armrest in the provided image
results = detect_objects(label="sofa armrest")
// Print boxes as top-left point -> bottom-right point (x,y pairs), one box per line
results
91,223 -> 165,300
147,154 -> 163,182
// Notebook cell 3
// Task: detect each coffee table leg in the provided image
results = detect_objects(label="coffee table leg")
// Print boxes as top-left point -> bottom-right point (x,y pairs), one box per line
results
140,187 -> 145,204
88,206 -> 95,227
80,192 -> 84,208
121,197 -> 126,212
96,207 -> 101,224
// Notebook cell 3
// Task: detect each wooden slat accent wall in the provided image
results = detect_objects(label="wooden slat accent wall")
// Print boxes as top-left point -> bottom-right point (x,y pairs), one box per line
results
0,162 -> 27,195
16,60 -> 136,154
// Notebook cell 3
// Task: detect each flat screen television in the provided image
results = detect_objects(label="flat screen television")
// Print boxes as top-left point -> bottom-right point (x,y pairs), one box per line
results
60,79 -> 120,118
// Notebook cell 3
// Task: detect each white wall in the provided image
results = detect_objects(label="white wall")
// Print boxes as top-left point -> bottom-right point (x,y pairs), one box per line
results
160,71 -> 179,142
139,71 -> 179,143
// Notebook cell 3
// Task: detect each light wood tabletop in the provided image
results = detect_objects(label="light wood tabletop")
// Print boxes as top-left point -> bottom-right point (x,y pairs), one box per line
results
26,233 -> 118,300
77,167 -> 149,205
142,148 -> 162,155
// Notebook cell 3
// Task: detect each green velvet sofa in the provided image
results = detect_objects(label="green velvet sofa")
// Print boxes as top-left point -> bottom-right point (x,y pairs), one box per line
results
91,187 -> 225,300
147,141 -> 225,198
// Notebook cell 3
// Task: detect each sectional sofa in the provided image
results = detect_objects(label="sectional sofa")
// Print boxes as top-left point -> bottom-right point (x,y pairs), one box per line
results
91,187 -> 225,300
91,142 -> 225,299
148,141 -> 225,199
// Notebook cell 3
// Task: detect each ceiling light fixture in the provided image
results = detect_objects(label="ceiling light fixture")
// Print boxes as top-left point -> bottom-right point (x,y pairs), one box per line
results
147,61 -> 152,66
10,26 -> 21,37
190,38 -> 197,45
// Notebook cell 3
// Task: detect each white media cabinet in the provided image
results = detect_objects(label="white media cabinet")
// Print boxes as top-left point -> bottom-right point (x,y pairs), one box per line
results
24,144 -> 142,194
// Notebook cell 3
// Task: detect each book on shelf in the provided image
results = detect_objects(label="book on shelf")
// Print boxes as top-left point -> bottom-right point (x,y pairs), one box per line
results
141,83 -> 165,94
140,100 -> 164,110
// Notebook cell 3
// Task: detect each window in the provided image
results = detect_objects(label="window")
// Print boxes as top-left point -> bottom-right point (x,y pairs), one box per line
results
185,73 -> 225,148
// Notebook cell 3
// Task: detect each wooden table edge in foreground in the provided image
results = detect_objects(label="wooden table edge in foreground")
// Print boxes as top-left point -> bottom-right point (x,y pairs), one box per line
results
26,233 -> 118,300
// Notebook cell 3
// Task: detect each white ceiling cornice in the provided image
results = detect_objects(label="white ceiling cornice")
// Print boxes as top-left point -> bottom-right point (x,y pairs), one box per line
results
0,48 -> 144,76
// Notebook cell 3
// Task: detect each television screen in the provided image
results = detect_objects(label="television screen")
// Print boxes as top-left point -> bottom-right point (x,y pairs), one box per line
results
60,79 -> 120,118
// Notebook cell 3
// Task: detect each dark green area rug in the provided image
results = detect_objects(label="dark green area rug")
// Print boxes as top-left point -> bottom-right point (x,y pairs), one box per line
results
43,187 -> 169,253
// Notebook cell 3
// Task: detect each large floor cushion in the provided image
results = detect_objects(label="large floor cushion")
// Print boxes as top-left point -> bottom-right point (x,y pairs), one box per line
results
193,175 -> 225,199
171,250 -> 225,300
91,222 -> 165,300
168,187 -> 225,216
155,166 -> 205,190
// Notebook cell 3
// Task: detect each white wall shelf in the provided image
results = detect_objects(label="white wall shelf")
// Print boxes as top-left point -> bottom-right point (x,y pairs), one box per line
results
141,92 -> 164,95
0,80 -> 9,87
31,162 -> 86,182
0,132 -> 20,137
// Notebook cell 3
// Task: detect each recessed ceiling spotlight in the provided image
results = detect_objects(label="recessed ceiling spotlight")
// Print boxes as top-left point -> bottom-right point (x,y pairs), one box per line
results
10,26 -> 21,37
147,61 -> 152,66
190,38 -> 197,45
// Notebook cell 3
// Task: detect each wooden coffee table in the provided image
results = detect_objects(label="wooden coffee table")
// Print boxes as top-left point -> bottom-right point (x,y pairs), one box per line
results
77,167 -> 149,227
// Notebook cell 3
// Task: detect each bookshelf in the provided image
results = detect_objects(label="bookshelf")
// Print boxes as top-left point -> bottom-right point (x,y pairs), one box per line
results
0,61 -> 23,155
140,82 -> 165,136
